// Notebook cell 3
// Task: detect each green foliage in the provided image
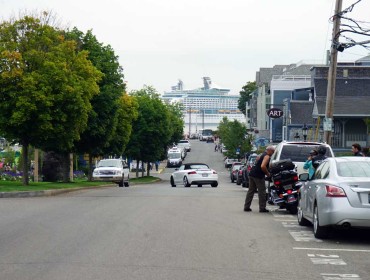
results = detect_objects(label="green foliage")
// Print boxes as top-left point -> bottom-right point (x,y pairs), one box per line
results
238,81 -> 257,115
0,14 -> 102,185
217,118 -> 252,158
66,28 -> 137,159
127,86 -> 172,164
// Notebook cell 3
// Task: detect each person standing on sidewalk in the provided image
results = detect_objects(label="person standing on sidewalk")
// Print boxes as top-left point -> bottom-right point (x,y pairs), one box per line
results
244,145 -> 275,213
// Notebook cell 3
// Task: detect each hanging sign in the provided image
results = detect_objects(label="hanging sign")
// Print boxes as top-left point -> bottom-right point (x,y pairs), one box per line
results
267,108 -> 283,119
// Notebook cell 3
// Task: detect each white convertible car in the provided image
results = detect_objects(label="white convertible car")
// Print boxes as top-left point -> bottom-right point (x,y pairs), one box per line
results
170,162 -> 218,188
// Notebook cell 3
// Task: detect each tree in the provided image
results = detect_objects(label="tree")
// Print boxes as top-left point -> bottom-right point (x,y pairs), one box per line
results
0,15 -> 102,185
238,81 -> 257,115
217,118 -> 252,159
66,28 -> 137,180
126,86 -> 173,177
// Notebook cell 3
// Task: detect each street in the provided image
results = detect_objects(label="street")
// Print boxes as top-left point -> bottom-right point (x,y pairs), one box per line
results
1,140 -> 370,280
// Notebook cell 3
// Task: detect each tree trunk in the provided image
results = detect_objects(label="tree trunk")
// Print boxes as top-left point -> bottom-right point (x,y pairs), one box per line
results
88,154 -> 93,181
146,162 -> 150,176
69,153 -> 74,182
22,143 -> 29,186
34,148 -> 39,182
135,159 -> 139,178
61,152 -> 70,183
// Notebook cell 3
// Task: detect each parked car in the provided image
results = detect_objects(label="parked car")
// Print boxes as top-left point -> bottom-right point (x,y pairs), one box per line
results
297,157 -> 370,239
93,159 -> 130,187
170,162 -> 218,187
236,165 -> 245,185
270,141 -> 334,176
241,153 -> 259,188
167,147 -> 183,167
177,139 -> 191,152
224,158 -> 238,168
230,162 -> 242,183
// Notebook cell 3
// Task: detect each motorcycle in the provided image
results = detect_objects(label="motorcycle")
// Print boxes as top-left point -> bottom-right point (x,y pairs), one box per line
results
267,159 -> 301,214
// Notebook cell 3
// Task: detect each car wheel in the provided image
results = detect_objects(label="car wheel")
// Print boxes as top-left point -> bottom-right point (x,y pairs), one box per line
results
118,176 -> 124,187
183,176 -> 191,187
198,184 -> 202,187
297,200 -> 310,226
124,175 -> 129,187
236,178 -> 241,185
313,204 -> 329,239
231,176 -> 234,183
170,176 -> 176,187
211,182 -> 218,187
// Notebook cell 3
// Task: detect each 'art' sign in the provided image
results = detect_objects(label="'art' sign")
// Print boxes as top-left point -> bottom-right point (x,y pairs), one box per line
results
267,108 -> 283,118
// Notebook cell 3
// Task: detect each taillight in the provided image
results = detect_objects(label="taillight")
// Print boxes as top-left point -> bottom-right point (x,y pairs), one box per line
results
247,166 -> 251,171
274,181 -> 281,186
325,185 -> 346,197
293,175 -> 298,181
188,171 -> 197,175
286,189 -> 292,194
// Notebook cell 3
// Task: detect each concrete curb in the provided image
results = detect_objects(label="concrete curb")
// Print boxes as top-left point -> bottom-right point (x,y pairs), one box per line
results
0,184 -> 114,198
0,176 -> 164,198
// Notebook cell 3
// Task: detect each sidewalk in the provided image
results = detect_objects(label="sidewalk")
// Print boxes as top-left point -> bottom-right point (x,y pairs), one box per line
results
129,160 -> 167,177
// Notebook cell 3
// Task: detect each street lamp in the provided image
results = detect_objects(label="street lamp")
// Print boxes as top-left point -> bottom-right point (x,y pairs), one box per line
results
302,123 -> 308,142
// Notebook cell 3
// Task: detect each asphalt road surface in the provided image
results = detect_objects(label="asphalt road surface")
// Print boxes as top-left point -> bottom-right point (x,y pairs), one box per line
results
1,140 -> 370,280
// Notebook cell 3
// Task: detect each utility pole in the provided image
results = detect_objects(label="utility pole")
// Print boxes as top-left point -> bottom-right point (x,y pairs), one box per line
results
324,0 -> 343,145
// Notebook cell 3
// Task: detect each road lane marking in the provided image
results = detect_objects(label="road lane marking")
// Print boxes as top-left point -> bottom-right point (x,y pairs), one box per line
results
293,247 -> 370,253
289,231 -> 323,242
321,274 -> 361,279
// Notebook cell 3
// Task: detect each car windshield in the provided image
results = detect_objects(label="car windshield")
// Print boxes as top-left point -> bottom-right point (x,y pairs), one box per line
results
168,153 -> 181,159
280,145 -> 331,162
189,164 -> 209,169
98,160 -> 120,168
337,161 -> 370,177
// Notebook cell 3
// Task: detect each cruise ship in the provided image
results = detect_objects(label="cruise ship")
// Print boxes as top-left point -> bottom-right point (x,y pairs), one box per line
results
161,77 -> 246,135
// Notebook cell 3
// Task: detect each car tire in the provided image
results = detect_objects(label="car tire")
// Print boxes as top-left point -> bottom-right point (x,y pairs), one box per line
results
170,176 -> 176,187
118,176 -> 124,187
183,176 -> 191,187
236,178 -> 241,185
313,204 -> 329,239
211,182 -> 218,187
297,200 -> 310,226
198,184 -> 202,187
124,175 -> 129,187
231,176 -> 234,183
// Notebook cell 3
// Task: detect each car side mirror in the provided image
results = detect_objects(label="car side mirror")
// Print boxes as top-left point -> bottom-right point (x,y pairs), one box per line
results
299,173 -> 310,181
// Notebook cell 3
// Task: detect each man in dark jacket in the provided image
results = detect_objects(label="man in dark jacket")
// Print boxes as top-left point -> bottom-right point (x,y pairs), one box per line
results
244,146 -> 275,213
352,143 -> 364,157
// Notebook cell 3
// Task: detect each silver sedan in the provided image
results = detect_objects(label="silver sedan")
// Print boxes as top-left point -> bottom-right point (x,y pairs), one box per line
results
297,157 -> 370,239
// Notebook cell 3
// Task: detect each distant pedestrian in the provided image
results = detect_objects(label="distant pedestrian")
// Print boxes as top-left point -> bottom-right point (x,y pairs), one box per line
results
155,161 -> 160,171
352,143 -> 364,157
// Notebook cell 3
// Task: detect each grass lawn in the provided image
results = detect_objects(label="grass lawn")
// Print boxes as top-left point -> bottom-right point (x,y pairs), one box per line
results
0,176 -> 161,192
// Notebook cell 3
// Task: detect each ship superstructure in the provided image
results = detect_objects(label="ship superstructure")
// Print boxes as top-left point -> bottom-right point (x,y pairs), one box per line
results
162,77 -> 246,135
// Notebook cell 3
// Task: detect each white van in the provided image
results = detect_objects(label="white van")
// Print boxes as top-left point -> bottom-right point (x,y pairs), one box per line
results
167,147 -> 183,167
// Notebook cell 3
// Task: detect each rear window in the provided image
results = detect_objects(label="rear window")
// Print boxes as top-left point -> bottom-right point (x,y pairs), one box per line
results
280,145 -> 332,162
179,140 -> 189,143
337,161 -> 370,177
190,164 -> 209,169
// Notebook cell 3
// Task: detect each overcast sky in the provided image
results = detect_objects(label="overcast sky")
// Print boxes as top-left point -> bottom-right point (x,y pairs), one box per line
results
1,0 -> 370,94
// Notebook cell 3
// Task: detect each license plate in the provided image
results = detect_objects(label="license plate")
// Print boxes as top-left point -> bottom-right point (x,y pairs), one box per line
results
283,185 -> 292,190
202,173 -> 208,177
287,195 -> 297,203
